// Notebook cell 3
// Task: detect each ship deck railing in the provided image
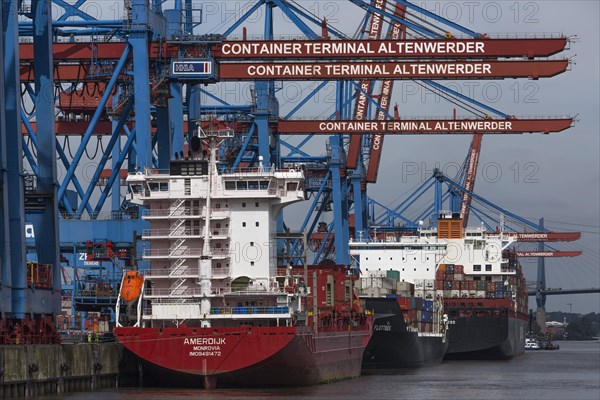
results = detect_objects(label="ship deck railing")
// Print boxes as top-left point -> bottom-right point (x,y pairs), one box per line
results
141,304 -> 292,319
210,306 -> 289,315
144,287 -> 288,297
141,228 -> 230,238
143,248 -> 230,258
142,208 -> 230,218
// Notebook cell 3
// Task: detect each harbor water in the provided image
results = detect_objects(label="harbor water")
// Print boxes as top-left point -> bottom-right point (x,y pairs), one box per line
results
38,341 -> 599,400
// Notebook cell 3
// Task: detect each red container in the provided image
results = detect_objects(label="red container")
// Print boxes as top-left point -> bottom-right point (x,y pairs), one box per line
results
407,310 -> 417,321
455,265 -> 464,274
451,281 -> 461,290
445,273 -> 454,281
399,297 -> 411,311
436,280 -> 444,290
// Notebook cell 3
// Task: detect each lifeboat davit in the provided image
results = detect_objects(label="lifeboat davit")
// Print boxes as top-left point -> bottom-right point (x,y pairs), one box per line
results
120,271 -> 144,303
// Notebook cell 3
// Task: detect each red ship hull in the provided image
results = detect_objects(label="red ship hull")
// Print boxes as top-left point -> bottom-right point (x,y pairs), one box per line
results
115,325 -> 370,388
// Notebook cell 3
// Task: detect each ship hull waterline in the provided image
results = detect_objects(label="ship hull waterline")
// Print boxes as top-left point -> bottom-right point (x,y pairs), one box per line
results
116,325 -> 370,388
362,297 -> 448,370
445,315 -> 527,359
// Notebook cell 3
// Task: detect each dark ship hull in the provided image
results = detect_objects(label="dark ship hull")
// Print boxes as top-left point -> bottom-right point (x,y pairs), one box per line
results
362,297 -> 447,370
445,310 -> 527,359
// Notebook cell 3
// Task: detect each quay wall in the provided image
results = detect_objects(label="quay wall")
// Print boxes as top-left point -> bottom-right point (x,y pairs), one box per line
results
0,343 -> 140,398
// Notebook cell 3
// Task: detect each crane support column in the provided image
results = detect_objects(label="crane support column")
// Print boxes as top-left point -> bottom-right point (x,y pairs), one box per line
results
0,0 -> 11,312
165,6 -> 184,160
129,0 -> 153,169
111,89 -> 123,211
3,0 -> 26,318
31,0 -> 61,312
536,217 -> 547,332
330,135 -> 350,264
351,173 -> 366,240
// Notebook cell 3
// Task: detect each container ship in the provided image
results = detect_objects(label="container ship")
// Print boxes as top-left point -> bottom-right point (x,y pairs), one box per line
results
435,213 -> 528,359
114,129 -> 371,388
350,212 -> 528,361
350,238 -> 449,369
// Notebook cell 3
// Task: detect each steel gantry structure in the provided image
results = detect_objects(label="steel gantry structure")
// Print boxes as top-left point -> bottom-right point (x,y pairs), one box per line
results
1,0 -> 577,340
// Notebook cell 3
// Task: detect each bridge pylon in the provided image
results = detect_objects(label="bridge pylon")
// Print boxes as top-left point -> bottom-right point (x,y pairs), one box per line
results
536,307 -> 547,333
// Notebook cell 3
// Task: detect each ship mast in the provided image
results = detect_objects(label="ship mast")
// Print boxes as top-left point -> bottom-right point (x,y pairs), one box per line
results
198,126 -> 233,327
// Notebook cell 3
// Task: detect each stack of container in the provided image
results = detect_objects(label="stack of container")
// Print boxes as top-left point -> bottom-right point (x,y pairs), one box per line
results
359,270 -> 443,334
436,262 -> 526,309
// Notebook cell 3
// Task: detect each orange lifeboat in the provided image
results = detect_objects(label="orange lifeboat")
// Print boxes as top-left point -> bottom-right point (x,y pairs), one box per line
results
120,271 -> 144,303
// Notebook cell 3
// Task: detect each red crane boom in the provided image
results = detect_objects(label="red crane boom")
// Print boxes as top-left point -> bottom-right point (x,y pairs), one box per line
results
365,2 -> 407,183
460,132 -> 483,227
515,251 -> 582,257
512,232 -> 581,242
347,0 -> 387,170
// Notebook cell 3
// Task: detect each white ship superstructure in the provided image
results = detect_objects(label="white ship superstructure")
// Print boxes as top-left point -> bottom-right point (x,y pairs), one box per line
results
350,212 -> 518,284
126,131 -> 305,327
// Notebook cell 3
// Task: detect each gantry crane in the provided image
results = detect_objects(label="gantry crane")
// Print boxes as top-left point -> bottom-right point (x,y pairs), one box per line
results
2,0 -> 580,341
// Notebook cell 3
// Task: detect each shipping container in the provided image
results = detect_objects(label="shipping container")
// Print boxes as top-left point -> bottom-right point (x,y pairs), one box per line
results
399,297 -> 411,310
368,269 -> 387,278
396,281 -> 414,294
455,265 -> 464,274
386,269 -> 400,281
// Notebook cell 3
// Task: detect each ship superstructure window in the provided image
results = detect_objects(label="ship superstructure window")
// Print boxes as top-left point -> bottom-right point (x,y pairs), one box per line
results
242,202 -> 246,207
259,181 -> 269,189
485,264 -> 492,271
238,181 -> 247,190
225,181 -> 235,190
170,160 -> 208,176
130,184 -> 142,194
474,264 -> 481,272
255,222 -> 260,227
248,181 -> 259,189
287,182 -> 298,191
255,202 -> 259,207
242,222 -> 246,227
